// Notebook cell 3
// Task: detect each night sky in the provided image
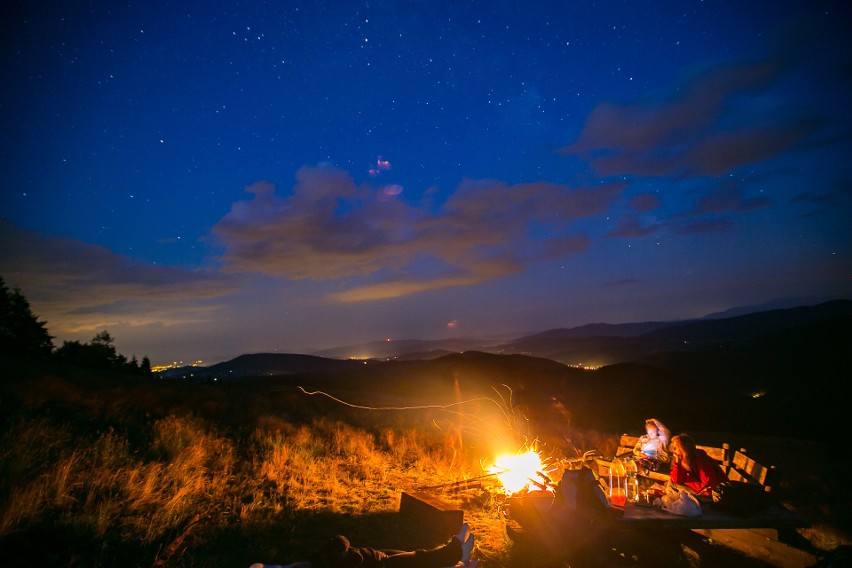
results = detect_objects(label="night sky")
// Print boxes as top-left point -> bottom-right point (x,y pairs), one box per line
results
2,1 -> 850,365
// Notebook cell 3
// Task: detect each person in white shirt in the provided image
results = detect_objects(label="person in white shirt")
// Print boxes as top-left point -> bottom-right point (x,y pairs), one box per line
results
633,418 -> 670,470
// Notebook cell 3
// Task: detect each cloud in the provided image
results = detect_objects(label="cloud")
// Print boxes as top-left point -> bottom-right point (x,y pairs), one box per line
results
693,183 -> 771,215
560,58 -> 824,178
793,179 -> 852,205
0,221 -> 239,335
680,119 -> 826,177
212,166 -> 624,300
629,193 -> 662,212
606,215 -> 662,238
674,218 -> 735,235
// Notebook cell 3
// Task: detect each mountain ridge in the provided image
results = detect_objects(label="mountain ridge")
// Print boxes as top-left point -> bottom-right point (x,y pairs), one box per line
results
162,298 -> 851,378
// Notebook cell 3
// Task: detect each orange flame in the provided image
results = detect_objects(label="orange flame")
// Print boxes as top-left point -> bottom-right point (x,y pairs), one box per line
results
489,450 -> 545,494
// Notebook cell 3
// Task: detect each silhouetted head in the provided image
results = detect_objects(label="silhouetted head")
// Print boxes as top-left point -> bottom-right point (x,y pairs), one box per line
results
312,535 -> 352,568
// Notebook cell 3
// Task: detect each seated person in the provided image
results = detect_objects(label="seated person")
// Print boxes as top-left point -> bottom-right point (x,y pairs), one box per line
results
251,522 -> 476,568
669,434 -> 727,496
632,418 -> 670,471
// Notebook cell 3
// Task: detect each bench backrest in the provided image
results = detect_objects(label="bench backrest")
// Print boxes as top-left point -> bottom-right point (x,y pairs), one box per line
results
615,433 -> 729,464
726,448 -> 779,491
615,434 -> 779,492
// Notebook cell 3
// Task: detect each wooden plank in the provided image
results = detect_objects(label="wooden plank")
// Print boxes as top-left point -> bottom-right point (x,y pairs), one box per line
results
693,528 -> 816,568
697,444 -> 726,463
639,470 -> 670,482
617,503 -> 810,530
618,433 -> 727,464
728,450 -> 778,489
399,491 -> 464,536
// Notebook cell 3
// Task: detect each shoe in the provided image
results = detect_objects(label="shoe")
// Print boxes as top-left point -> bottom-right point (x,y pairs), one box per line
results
442,561 -> 476,568
455,522 -> 470,544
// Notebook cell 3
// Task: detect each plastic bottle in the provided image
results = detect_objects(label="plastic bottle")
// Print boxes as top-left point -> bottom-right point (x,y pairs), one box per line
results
626,458 -> 640,503
609,457 -> 627,506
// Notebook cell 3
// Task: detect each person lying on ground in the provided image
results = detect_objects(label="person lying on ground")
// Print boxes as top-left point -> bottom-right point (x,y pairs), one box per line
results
250,522 -> 477,568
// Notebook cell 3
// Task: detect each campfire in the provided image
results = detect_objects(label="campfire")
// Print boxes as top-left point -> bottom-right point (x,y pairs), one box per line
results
489,449 -> 548,495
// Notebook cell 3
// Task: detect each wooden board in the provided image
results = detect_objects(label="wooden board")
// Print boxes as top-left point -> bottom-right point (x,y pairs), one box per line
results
399,491 -> 464,537
616,502 -> 810,531
614,434 -> 728,464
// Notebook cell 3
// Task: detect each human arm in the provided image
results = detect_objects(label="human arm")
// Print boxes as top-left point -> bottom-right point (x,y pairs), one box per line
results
666,467 -> 695,494
657,442 -> 669,463
669,460 -> 702,494
632,435 -> 648,457
693,453 -> 727,495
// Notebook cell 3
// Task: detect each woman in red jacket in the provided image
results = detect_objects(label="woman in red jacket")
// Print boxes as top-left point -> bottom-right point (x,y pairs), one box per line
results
669,434 -> 727,496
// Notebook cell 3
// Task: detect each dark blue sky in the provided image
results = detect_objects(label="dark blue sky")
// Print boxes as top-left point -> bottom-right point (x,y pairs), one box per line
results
2,1 -> 850,364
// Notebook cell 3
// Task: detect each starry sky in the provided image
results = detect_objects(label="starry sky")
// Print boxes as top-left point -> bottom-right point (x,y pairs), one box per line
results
2,1 -> 850,365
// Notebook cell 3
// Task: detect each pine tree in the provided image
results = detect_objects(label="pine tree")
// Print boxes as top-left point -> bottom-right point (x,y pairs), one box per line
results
0,277 -> 53,358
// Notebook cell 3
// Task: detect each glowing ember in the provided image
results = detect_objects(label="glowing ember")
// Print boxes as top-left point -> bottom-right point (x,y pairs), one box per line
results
489,450 -> 544,494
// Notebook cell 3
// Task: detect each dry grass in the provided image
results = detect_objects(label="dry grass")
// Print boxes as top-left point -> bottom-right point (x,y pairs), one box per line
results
0,366 -> 846,567
0,374 -> 503,566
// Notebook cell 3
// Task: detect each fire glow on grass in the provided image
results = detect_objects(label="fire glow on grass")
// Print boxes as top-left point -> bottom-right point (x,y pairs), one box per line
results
489,450 -> 544,494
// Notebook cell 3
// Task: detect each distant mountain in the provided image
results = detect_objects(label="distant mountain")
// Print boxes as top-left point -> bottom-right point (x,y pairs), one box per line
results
150,302 -> 851,442
313,337 -> 502,360
164,299 -> 851,380
700,296 -> 835,319
166,353 -> 365,380
514,321 -> 680,341
496,299 -> 852,365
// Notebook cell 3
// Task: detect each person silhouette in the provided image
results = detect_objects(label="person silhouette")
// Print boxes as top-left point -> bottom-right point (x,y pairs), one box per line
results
250,522 -> 476,568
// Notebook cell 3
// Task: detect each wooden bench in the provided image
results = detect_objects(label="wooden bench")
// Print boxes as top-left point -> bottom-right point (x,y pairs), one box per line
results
606,434 -> 782,492
598,433 -> 812,567
599,433 -> 732,483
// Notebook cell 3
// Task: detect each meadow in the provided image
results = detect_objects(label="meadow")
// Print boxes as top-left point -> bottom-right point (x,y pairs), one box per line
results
0,358 -> 846,567
0,359 -> 541,567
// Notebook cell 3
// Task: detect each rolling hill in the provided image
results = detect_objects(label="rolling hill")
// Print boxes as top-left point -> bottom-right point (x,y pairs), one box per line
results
159,299 -> 850,443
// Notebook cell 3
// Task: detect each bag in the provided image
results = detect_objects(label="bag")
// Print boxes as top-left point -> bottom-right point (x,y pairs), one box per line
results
712,481 -> 768,515
551,466 -> 611,527
660,488 -> 702,517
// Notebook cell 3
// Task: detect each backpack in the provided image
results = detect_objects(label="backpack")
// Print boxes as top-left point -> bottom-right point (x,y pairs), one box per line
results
550,465 -> 612,528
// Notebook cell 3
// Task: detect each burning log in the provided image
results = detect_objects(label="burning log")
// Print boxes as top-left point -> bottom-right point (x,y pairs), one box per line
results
490,450 -> 546,494
418,472 -> 499,492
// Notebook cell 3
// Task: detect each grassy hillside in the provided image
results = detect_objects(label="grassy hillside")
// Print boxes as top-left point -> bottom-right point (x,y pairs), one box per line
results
0,356 -> 847,566
0,358 -> 525,567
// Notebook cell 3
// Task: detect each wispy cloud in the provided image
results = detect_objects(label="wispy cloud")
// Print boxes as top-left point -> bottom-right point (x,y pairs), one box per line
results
0,221 -> 239,335
674,218 -> 735,235
692,183 -> 771,215
629,193 -> 662,212
606,215 -> 662,238
212,165 -> 624,301
560,57 -> 824,179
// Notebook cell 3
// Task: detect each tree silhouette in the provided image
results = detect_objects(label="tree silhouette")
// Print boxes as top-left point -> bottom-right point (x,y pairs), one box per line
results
55,330 -> 152,376
0,277 -> 53,358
